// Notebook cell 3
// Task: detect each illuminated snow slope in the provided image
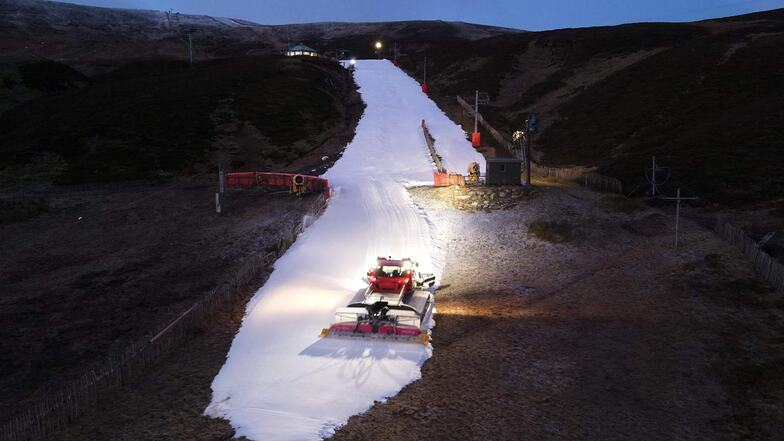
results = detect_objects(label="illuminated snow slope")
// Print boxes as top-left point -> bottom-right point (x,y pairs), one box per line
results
206,60 -> 484,441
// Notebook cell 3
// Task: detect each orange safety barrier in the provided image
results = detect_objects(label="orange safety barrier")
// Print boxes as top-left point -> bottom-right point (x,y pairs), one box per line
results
450,173 -> 466,186
433,172 -> 465,187
225,172 -> 331,198
433,172 -> 448,187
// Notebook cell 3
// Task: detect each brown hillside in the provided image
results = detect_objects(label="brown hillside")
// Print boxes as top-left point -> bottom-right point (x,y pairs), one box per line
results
397,9 -> 784,207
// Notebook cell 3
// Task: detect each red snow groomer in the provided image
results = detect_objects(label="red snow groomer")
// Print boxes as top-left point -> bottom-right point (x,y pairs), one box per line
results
321,257 -> 436,345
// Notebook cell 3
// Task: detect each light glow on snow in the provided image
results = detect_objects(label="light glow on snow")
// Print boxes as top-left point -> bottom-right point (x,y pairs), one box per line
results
206,60 -> 484,441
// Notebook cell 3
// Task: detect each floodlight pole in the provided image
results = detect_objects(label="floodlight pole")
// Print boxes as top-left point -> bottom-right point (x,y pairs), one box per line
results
675,187 -> 680,246
521,112 -> 537,187
651,155 -> 657,197
218,162 -> 225,194
519,136 -> 527,184
188,31 -> 193,66
526,128 -> 533,186
216,162 -> 224,214
516,136 -> 523,160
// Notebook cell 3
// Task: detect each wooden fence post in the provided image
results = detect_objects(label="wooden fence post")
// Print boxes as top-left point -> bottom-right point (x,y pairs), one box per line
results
714,219 -> 784,293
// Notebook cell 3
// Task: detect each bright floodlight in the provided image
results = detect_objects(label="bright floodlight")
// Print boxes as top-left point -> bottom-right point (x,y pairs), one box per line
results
350,58 -> 356,65
375,41 -> 382,49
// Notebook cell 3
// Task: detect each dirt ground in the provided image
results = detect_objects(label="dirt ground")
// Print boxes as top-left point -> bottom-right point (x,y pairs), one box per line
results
52,262 -> 260,441
0,51 -> 363,427
41,180 -> 784,441
331,182 -> 784,440
0,177 -> 327,424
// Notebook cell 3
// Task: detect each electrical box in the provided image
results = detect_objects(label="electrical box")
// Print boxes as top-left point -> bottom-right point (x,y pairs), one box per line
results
485,158 -> 522,186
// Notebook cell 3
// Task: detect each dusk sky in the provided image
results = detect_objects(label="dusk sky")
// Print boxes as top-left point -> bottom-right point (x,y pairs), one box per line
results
65,0 -> 784,30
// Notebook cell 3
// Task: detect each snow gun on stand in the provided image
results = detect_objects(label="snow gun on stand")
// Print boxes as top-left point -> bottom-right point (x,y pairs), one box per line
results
321,257 -> 436,345
467,162 -> 480,184
224,172 -> 331,198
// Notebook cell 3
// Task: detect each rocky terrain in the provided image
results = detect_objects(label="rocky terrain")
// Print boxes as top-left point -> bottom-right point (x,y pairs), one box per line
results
441,184 -> 533,211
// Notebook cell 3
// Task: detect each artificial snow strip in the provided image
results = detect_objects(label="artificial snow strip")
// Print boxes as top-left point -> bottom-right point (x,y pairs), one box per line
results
206,60 -> 484,441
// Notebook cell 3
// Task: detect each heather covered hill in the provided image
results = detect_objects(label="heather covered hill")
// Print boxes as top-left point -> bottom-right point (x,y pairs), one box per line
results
0,0 -> 517,185
0,0 -> 516,73
0,2 -> 367,427
4,0 -> 782,207
0,56 -> 362,185
398,9 -> 784,206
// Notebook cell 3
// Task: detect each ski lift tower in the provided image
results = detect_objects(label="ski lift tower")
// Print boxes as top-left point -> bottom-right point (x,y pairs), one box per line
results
184,27 -> 197,66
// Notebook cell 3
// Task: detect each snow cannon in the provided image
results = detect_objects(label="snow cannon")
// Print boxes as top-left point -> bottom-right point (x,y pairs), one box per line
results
471,131 -> 481,148
291,174 -> 306,196
467,162 -> 480,184
320,257 -> 436,345
225,172 -> 330,199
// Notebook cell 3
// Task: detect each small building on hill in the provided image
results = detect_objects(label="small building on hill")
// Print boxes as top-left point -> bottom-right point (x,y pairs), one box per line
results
285,43 -> 319,57
486,158 -> 522,185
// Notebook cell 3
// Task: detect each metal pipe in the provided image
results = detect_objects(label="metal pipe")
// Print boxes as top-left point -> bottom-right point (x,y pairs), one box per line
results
474,90 -> 479,133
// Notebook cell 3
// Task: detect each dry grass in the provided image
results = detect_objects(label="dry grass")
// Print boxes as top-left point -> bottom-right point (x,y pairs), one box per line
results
528,219 -> 574,243
0,198 -> 47,224
0,56 -> 361,185
599,194 -> 645,214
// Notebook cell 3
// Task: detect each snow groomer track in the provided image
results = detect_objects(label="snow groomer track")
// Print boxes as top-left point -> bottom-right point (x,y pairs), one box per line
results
206,59 -> 484,441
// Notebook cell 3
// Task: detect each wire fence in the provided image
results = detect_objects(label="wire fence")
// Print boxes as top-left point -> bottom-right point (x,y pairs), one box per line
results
456,95 -> 623,194
530,163 -> 586,181
0,193 -> 329,441
578,171 -> 624,194
715,219 -> 784,292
